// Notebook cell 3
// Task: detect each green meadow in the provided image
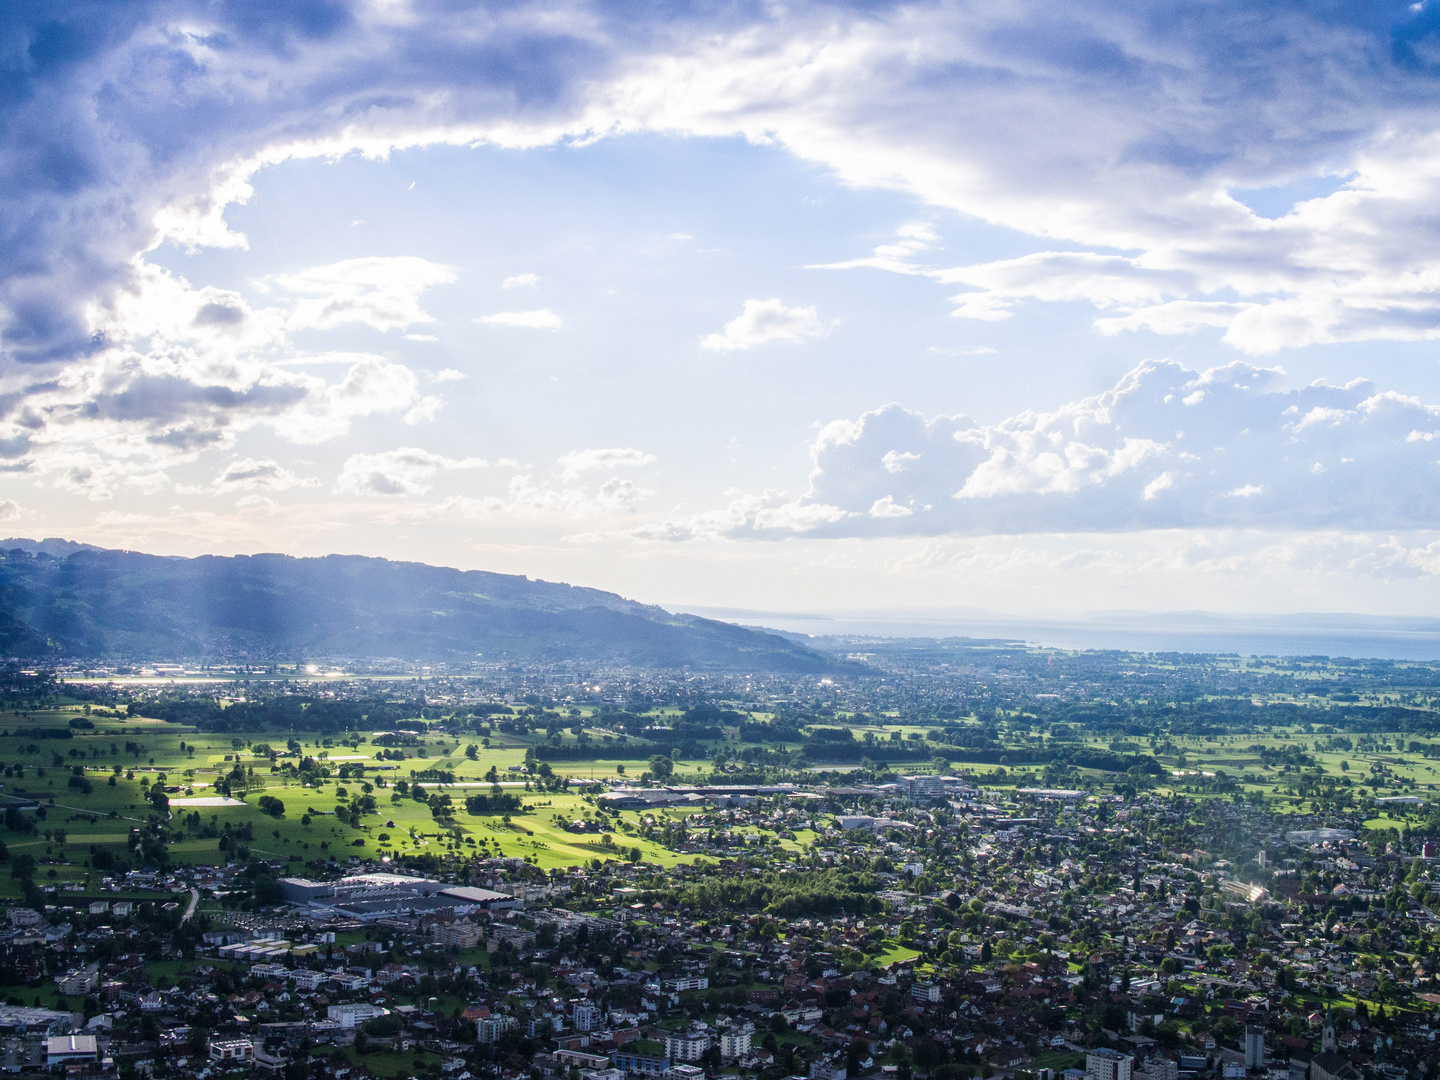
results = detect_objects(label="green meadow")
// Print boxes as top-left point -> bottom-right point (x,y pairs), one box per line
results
0,673 -> 1434,904
0,705 -> 714,895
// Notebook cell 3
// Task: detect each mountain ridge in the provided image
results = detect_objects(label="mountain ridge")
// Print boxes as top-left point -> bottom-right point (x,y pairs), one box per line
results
0,542 -> 834,671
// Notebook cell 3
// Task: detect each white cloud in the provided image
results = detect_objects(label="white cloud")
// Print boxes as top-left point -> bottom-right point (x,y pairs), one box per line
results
0,342 -> 433,497
403,396 -> 445,424
881,450 -> 920,473
474,309 -> 563,330
596,477 -> 648,512
558,446 -> 656,480
0,500 -> 20,522
700,299 -> 826,351
276,256 -> 456,333
27,0 -> 1440,557
811,222 -> 940,274
869,496 -> 913,518
271,355 -> 430,444
388,472 -> 655,520
0,253 -> 455,499
433,369 -> 466,382
212,458 -> 317,492
335,447 -> 488,497
502,274 -> 540,289
1142,472 -> 1174,500
634,358 -> 1440,539
22,1 -> 1440,376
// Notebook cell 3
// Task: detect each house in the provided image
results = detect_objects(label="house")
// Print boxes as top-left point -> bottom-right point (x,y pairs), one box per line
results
58,964 -> 100,995
210,1038 -> 254,1062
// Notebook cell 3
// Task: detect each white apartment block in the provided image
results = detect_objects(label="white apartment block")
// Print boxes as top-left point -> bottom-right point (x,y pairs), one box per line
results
666,1033 -> 712,1062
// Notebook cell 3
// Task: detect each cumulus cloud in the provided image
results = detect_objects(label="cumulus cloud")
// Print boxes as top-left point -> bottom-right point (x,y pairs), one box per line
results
276,256 -> 455,333
212,458 -> 317,493
558,447 -> 656,480
335,447 -> 488,497
0,342 -> 430,499
270,354 -> 430,444
20,0 -> 1440,524
502,274 -> 540,289
0,242 -> 454,497
17,0 -> 1440,375
701,299 -> 826,352
632,358 -> 1440,539
474,310 -> 563,330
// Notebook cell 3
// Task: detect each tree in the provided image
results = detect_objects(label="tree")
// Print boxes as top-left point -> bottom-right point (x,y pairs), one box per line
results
648,755 -> 674,781
465,744 -> 479,760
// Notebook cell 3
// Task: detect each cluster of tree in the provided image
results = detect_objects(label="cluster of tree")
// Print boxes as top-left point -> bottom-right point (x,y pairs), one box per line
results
646,869 -> 885,918
127,694 -> 427,734
800,741 -> 934,763
465,793 -> 522,813
1252,743 -> 1316,767
372,731 -> 422,747
738,718 -> 805,742
333,790 -> 378,826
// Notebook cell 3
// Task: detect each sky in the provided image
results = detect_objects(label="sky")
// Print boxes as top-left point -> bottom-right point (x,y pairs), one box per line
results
11,1 -> 1440,616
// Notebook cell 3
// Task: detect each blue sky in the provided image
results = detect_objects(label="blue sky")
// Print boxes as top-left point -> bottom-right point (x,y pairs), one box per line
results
11,1 -> 1440,616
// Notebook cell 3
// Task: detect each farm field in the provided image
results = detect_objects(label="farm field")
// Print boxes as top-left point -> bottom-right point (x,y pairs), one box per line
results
0,705 -> 716,894
0,663 -> 1435,904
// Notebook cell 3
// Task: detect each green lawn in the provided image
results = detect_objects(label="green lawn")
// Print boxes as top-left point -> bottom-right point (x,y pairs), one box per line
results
321,1046 -> 446,1078
0,714 -> 717,886
875,942 -> 921,966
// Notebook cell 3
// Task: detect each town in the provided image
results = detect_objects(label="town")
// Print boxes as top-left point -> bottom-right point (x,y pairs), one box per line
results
0,640 -> 1433,1080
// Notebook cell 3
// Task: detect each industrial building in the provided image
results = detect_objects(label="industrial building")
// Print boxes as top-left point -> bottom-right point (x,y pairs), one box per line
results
279,872 -> 518,921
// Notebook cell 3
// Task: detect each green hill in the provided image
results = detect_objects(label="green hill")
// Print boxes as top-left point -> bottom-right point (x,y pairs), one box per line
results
0,541 -> 832,671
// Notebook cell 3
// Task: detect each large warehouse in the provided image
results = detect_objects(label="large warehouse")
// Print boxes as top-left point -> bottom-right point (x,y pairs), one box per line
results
279,873 -> 519,921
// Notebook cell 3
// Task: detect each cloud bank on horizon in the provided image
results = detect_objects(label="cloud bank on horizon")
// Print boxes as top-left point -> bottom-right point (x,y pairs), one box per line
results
628,359 -> 1440,540
10,1 -> 1440,609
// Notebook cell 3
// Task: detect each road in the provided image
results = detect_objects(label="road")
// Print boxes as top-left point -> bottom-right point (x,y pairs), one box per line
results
180,888 -> 198,924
